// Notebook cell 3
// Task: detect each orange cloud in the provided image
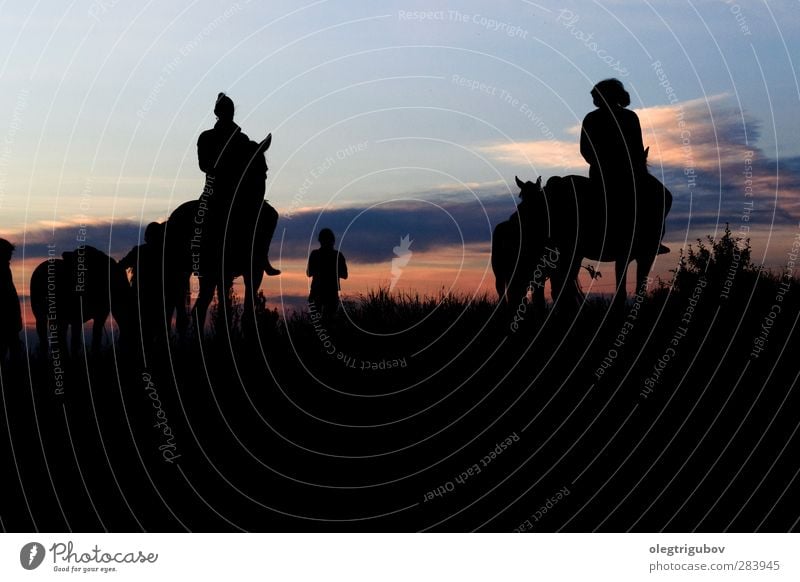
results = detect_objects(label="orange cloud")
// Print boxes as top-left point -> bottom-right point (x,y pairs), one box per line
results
480,93 -> 755,174
479,140 -> 585,171
636,94 -> 754,171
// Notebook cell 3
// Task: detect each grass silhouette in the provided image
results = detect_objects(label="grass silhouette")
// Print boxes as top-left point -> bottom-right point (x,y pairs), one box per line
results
2,227 -> 800,532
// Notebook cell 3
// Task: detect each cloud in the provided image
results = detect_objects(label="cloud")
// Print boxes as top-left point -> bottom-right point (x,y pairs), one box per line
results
637,94 -> 757,171
3,182 -> 524,271
479,140 -> 585,170
8,141 -> 800,279
479,94 -> 755,172
6,91 -> 799,296
277,184 -> 520,263
8,218 -> 148,263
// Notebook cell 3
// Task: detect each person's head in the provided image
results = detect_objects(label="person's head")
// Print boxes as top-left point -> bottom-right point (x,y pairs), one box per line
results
144,222 -> 165,245
214,92 -> 235,121
318,228 -> 335,247
591,78 -> 630,109
0,238 -> 15,263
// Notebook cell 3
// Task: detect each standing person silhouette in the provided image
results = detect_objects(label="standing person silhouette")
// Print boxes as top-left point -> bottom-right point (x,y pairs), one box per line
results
196,93 -> 280,276
0,239 -> 22,359
307,228 -> 348,317
119,222 -> 169,343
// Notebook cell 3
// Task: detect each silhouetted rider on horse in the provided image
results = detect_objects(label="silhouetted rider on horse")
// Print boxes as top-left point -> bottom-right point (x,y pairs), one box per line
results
491,78 -> 673,314
197,92 -> 280,276
580,78 -> 669,255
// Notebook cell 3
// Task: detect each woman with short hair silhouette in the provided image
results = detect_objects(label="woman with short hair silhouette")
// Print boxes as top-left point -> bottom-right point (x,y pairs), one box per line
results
307,228 -> 348,317
580,78 -> 666,253
580,78 -> 647,184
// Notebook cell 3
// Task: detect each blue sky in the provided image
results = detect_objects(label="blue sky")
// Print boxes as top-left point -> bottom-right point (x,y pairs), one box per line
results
1,0 -> 799,300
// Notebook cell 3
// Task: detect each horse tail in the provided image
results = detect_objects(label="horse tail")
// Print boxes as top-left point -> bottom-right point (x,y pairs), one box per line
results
491,222 -> 506,275
492,221 -> 512,300
29,261 -> 49,327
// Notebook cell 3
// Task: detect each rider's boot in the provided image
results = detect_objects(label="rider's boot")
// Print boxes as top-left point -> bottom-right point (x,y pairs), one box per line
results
265,258 -> 281,276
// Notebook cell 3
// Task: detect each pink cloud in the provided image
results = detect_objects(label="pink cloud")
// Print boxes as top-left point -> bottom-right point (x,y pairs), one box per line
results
480,93 -> 755,173
479,140 -> 585,171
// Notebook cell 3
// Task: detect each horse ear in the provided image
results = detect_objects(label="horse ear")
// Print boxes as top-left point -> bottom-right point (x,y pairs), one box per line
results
536,176 -> 542,187
515,176 -> 524,189
644,146 -> 649,160
261,133 -> 272,151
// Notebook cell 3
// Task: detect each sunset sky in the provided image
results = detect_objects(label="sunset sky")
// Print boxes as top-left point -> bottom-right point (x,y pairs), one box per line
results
1,0 -> 799,318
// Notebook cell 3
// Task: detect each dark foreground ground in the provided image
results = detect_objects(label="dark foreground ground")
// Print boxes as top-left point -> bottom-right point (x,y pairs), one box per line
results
2,233 -> 800,532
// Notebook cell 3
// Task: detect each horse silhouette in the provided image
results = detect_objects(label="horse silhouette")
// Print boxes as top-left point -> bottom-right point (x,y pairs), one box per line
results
185,100 -> 280,332
30,246 -> 131,354
492,161 -> 671,310
491,177 -> 548,316
165,198 -> 279,332
543,165 -> 672,307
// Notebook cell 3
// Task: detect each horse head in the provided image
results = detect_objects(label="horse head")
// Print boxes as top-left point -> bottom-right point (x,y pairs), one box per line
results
515,175 -> 543,202
513,176 -> 549,228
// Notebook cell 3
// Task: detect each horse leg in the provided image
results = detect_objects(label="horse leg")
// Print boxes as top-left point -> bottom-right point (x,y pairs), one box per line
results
92,316 -> 105,353
505,272 -> 519,307
54,324 -> 70,370
171,274 -> 190,335
244,263 -> 264,328
495,274 -> 507,304
505,238 -> 531,313
180,275 -> 192,333
531,282 -> 546,319
70,320 -> 82,357
241,274 -> 256,332
549,264 -> 566,307
161,294 -> 173,342
192,276 -> 215,334
613,259 -> 629,313
567,261 -> 584,308
550,259 -> 578,315
221,277 -> 234,322
530,247 -> 550,319
491,228 -> 508,303
635,253 -> 655,298
181,275 -> 191,328
262,206 -> 281,276
242,272 -> 253,330
36,319 -> 48,356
